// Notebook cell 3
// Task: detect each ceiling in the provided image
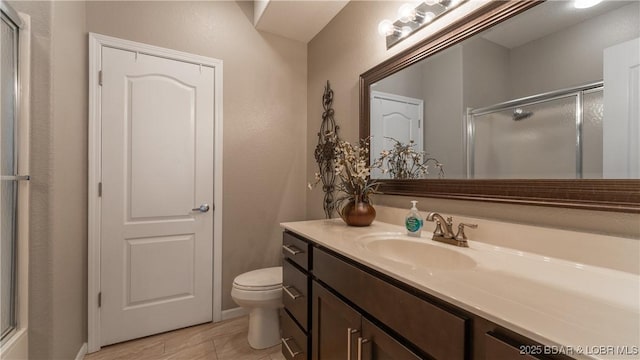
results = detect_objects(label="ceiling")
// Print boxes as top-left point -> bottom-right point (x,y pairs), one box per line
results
481,0 -> 633,49
253,0 -> 350,43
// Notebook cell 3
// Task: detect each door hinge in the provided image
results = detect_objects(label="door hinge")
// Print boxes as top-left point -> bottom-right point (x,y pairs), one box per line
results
419,119 -> 422,128
98,182 -> 102,197
98,70 -> 103,86
98,292 -> 102,307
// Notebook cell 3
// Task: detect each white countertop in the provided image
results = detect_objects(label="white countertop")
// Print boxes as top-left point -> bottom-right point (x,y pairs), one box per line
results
281,219 -> 640,360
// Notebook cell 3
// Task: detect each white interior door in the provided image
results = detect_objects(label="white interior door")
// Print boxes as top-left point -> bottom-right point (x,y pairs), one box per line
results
603,37 -> 640,178
100,46 -> 215,346
370,91 -> 423,178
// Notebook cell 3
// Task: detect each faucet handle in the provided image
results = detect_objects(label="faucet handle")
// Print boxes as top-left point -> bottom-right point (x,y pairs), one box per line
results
454,223 -> 478,241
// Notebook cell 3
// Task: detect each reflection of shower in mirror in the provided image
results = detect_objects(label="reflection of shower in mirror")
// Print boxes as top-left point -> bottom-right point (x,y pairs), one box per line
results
466,82 -> 604,179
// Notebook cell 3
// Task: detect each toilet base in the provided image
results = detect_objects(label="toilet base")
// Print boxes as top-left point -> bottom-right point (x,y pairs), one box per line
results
247,307 -> 280,349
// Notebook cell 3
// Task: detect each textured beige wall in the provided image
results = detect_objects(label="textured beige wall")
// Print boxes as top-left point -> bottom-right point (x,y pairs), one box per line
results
50,1 -> 88,358
86,1 -> 308,311
307,1 -> 640,239
7,1 -> 88,359
422,46 -> 464,178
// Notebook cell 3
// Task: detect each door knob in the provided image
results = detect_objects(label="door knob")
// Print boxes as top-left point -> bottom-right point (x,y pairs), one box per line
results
192,204 -> 210,213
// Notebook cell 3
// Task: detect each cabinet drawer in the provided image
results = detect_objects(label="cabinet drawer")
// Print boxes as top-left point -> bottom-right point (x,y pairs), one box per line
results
283,232 -> 309,270
485,332 -> 544,360
282,310 -> 308,360
283,259 -> 309,330
314,248 -> 468,360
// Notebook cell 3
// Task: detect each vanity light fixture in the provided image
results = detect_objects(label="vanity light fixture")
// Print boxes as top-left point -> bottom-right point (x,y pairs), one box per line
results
378,0 -> 465,49
574,0 -> 602,9
378,20 -> 417,39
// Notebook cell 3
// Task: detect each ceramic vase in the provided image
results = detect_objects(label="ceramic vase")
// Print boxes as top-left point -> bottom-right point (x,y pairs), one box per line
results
340,199 -> 376,227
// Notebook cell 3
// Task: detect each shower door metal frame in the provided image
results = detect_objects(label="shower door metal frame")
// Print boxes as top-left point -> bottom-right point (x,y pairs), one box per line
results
0,4 -> 22,343
0,1 -> 30,355
465,81 -> 604,179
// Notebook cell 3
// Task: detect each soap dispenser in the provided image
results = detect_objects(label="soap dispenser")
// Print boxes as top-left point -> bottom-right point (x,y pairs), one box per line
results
405,201 -> 423,237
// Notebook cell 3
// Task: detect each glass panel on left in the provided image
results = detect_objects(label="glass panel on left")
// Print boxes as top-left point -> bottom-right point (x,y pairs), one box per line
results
0,12 -> 18,340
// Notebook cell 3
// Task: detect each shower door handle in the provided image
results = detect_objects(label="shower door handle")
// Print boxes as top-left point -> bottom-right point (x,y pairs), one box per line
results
192,204 -> 210,213
1,175 -> 30,181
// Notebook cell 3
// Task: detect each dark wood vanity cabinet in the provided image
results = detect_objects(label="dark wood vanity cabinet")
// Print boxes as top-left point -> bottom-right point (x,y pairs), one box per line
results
282,230 -> 572,360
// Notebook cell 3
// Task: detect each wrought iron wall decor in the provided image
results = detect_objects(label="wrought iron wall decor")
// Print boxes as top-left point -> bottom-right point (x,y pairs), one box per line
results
314,81 -> 340,218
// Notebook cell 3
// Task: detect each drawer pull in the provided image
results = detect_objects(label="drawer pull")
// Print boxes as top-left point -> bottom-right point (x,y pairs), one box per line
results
282,337 -> 302,358
357,337 -> 370,360
283,285 -> 302,300
282,244 -> 302,255
346,328 -> 359,360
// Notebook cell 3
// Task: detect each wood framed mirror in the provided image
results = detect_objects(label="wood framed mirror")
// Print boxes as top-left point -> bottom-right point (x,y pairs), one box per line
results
360,0 -> 640,213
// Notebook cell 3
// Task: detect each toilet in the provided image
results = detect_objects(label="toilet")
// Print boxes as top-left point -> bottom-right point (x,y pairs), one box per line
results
231,266 -> 283,349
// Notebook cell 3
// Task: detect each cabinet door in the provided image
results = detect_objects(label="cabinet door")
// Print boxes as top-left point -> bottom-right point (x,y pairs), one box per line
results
312,281 -> 361,360
484,332 -> 550,360
359,318 -> 422,360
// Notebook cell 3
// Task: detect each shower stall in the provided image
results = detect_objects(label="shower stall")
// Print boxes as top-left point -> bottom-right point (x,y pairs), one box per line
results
466,82 -> 604,179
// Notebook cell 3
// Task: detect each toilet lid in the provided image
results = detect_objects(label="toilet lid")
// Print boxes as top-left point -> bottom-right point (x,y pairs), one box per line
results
233,266 -> 282,291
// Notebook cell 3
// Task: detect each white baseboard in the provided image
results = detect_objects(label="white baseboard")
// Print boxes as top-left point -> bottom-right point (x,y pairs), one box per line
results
74,342 -> 87,360
221,307 -> 248,321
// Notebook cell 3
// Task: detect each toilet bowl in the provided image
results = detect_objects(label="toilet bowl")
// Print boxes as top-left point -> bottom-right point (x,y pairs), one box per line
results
231,266 -> 282,349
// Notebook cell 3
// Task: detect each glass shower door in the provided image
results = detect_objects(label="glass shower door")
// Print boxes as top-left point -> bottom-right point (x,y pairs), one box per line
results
470,95 -> 579,179
466,83 -> 604,179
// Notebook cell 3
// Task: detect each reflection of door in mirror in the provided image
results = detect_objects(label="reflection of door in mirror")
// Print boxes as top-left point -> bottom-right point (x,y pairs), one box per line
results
370,91 -> 423,179
603,37 -> 640,179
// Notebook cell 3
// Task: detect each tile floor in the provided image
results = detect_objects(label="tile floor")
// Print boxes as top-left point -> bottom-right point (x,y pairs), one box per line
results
84,316 -> 285,360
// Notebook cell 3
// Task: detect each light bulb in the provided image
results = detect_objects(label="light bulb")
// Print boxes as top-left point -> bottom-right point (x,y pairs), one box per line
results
401,26 -> 412,38
448,0 -> 461,8
378,20 -> 395,36
398,3 -> 417,23
423,11 -> 436,23
574,0 -> 602,8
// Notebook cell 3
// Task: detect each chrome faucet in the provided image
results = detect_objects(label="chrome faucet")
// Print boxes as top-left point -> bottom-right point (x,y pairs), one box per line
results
425,212 -> 477,247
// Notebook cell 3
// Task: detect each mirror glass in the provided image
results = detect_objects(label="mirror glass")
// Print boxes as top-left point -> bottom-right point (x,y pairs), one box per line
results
369,1 -> 639,180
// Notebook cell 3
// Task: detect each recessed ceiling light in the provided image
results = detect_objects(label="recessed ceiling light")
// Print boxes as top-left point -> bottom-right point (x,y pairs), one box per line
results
574,0 -> 602,9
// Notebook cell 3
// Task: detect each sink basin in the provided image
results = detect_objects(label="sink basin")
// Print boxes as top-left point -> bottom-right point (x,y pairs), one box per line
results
359,235 -> 477,270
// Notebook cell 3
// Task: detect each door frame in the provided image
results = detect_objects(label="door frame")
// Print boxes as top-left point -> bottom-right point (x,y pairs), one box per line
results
87,33 -> 223,353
